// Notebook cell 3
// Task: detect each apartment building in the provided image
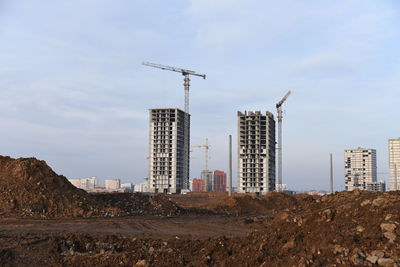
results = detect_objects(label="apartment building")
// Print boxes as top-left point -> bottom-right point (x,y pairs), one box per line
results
389,138 -> 400,191
148,108 -> 190,193
213,170 -> 227,192
237,111 -> 276,195
344,148 -> 377,191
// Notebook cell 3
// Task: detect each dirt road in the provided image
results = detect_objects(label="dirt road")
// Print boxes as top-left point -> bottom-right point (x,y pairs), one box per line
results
0,215 -> 261,240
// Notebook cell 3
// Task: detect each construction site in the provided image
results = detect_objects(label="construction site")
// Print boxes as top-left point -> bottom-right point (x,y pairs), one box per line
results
1,62 -> 399,267
0,155 -> 400,266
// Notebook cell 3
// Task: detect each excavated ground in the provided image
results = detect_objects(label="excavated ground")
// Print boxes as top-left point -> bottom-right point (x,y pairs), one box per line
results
1,156 -> 400,266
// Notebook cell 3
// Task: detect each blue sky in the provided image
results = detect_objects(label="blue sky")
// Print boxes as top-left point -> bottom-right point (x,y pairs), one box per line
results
0,0 -> 399,190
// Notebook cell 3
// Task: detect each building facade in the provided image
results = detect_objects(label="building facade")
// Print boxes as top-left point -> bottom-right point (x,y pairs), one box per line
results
213,170 -> 227,191
344,148 -> 377,191
201,170 -> 213,192
148,108 -> 190,194
121,183 -> 134,192
134,181 -> 148,193
389,138 -> 400,191
105,179 -> 121,190
366,181 -> 386,192
68,177 -> 97,192
237,111 -> 276,195
192,178 -> 204,192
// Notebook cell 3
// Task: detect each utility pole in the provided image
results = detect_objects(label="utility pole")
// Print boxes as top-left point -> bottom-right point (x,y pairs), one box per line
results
142,61 -> 206,114
330,153 -> 334,194
276,91 -> 291,192
229,135 -> 233,196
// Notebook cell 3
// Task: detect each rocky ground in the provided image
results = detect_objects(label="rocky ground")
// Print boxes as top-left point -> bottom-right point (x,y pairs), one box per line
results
1,156 -> 400,266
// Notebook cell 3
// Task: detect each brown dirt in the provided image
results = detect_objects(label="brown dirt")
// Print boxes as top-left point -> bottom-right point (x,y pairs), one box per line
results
2,156 -> 400,266
0,156 -> 181,218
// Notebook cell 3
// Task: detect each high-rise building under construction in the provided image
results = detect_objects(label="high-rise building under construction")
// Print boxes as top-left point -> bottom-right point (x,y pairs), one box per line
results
237,111 -> 276,195
148,108 -> 190,193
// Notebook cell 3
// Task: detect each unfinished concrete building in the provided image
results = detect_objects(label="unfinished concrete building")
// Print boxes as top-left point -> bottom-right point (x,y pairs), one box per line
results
344,148 -> 377,191
201,170 -> 213,192
148,108 -> 190,194
237,111 -> 276,195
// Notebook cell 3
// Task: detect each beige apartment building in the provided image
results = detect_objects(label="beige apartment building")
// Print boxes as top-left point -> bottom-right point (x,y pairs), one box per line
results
237,111 -> 276,195
389,138 -> 400,191
344,148 -> 377,191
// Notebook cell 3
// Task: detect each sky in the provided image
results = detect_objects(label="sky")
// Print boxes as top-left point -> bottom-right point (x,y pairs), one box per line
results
0,0 -> 399,191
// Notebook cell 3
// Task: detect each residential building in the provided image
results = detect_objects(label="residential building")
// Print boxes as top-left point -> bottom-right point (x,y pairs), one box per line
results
389,138 -> 400,191
121,183 -> 134,192
201,170 -> 213,192
276,184 -> 288,192
105,179 -> 121,190
213,170 -> 227,191
367,181 -> 386,192
192,178 -> 204,192
134,181 -> 148,193
237,111 -> 276,195
148,108 -> 190,194
68,177 -> 97,192
344,148 -> 377,191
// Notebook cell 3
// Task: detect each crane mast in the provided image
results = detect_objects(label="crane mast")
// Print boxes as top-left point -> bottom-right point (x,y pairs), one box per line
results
276,90 -> 291,192
142,61 -> 206,114
193,138 -> 210,171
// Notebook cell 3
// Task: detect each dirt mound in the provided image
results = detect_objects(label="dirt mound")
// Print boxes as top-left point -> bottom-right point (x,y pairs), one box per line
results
0,156 -> 181,218
93,193 -> 182,217
211,192 -> 305,215
0,156 -> 116,218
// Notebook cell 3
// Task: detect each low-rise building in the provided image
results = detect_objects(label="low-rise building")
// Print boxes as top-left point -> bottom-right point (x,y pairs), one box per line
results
192,178 -> 204,192
105,179 -> 121,190
68,177 -> 97,192
276,184 -> 288,192
367,181 -> 386,192
121,183 -> 134,192
134,182 -> 148,193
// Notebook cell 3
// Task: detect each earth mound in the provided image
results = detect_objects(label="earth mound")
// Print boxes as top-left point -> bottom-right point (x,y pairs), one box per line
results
0,156 -> 115,217
0,156 -> 181,218
93,193 -> 182,217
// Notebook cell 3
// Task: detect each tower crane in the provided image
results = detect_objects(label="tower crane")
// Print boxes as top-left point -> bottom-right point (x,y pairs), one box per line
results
142,61 -> 206,114
276,90 -> 291,192
192,138 -> 210,171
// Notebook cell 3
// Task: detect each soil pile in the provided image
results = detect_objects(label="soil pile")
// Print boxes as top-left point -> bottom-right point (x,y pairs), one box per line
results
93,193 -> 182,216
0,156 -> 115,218
0,156 -> 181,218
213,192 -> 303,215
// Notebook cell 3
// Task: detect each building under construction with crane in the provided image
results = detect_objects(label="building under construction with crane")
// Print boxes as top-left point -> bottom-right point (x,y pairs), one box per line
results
237,111 -> 276,195
144,62 -> 205,194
